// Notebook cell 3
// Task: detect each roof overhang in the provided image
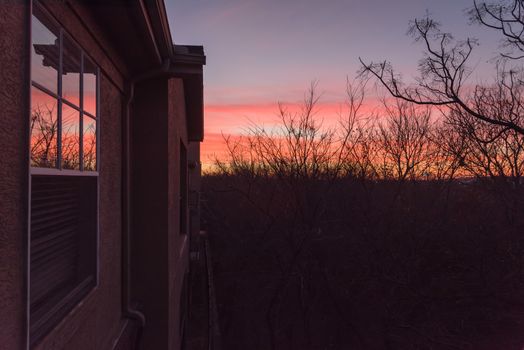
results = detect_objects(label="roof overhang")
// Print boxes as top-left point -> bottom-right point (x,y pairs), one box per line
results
170,45 -> 206,142
86,0 -> 173,74
86,1 -> 206,142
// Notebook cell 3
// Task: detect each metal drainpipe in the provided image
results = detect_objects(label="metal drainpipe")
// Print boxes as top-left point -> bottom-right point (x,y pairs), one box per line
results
122,58 -> 170,345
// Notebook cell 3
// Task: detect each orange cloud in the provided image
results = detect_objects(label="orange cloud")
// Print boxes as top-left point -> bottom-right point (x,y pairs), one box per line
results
204,100 -> 380,134
200,132 -> 244,171
202,100 -> 381,168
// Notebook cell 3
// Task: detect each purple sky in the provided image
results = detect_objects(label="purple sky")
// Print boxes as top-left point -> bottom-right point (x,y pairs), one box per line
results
165,0 -> 502,162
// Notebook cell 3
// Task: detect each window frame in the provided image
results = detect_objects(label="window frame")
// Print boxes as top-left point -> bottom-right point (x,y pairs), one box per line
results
27,3 -> 101,347
179,140 -> 188,235
30,11 -> 100,174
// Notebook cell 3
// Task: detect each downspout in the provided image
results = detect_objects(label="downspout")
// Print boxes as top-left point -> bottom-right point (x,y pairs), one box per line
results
26,2 -> 33,350
122,58 -> 170,345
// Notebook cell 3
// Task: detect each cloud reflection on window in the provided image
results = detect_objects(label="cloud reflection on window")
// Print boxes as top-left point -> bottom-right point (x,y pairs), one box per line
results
31,14 -> 58,94
62,35 -> 81,107
30,87 -> 58,168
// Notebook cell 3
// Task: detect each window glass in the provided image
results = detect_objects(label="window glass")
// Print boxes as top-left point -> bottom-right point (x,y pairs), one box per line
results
30,175 -> 97,346
62,36 -> 81,106
83,57 -> 97,116
62,104 -> 80,170
31,86 -> 58,168
31,13 -> 58,93
30,11 -> 98,171
180,142 -> 188,234
83,116 -> 97,171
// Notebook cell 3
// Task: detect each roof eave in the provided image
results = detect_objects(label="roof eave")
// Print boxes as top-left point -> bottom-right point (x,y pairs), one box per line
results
170,45 -> 206,142
141,0 -> 174,60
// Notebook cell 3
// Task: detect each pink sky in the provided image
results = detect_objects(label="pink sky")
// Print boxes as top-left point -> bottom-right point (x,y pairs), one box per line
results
201,96 -> 398,166
166,0 -> 503,167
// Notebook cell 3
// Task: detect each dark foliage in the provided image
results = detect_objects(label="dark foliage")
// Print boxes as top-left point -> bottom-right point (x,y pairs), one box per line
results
202,174 -> 524,350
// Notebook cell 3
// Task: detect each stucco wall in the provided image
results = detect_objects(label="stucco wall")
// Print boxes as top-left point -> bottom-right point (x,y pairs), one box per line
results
35,72 -> 125,350
0,2 -> 131,349
188,142 -> 201,238
131,76 -> 171,350
168,78 -> 189,350
0,2 -> 30,350
0,2 -> 194,349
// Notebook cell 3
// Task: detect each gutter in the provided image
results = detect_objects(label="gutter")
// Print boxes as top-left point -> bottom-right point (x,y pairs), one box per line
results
121,58 -> 170,347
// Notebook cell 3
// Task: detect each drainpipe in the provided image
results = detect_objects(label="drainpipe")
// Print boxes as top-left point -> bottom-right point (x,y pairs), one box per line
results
122,58 -> 170,345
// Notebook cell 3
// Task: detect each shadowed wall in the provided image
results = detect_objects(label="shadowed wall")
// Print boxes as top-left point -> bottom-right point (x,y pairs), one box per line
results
0,2 -> 30,349
131,77 -> 189,350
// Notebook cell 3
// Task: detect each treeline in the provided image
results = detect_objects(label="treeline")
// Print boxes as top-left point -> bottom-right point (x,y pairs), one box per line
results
211,81 -> 524,188
202,2 -> 524,348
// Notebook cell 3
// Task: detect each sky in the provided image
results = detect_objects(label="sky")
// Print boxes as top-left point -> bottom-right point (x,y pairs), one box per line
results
165,0 -> 503,166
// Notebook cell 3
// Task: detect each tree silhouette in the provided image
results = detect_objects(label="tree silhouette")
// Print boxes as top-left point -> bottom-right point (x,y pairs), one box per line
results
30,100 -> 96,171
360,4 -> 524,136
30,102 -> 58,167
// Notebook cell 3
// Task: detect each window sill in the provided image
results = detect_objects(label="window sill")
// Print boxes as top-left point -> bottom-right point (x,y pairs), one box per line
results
30,167 -> 99,176
31,276 -> 96,348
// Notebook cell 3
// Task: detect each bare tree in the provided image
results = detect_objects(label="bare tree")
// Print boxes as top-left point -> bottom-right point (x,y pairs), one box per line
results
214,82 -> 369,349
83,123 -> 97,171
345,120 -> 382,180
376,100 -> 433,181
30,103 -> 58,167
217,82 -> 352,181
447,105 -> 524,183
337,77 -> 377,178
61,124 -> 80,170
470,0 -> 524,60
360,10 -> 524,136
30,102 -> 97,170
429,119 -> 468,181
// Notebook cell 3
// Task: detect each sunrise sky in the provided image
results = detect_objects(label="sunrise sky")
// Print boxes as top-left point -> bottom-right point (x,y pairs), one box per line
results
165,0 -> 503,166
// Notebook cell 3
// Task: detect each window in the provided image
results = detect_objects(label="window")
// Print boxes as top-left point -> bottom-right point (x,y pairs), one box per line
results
29,6 -> 99,346
30,7 -> 98,171
180,141 -> 188,234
